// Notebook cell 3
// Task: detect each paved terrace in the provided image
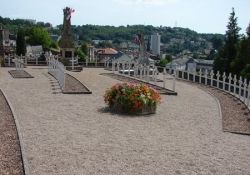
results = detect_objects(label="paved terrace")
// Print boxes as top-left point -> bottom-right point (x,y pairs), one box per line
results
0,67 -> 250,175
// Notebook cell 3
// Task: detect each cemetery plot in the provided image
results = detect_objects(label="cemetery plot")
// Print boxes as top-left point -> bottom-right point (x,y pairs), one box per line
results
8,70 -> 34,78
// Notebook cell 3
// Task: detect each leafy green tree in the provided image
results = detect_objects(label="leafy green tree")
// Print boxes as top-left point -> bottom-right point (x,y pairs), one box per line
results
231,36 -> 250,74
241,64 -> 250,79
81,43 -> 88,55
16,28 -> 26,56
246,23 -> 250,38
214,8 -> 241,73
27,27 -> 52,50
50,41 -> 59,49
75,48 -> 86,61
158,55 -> 172,67
210,36 -> 224,50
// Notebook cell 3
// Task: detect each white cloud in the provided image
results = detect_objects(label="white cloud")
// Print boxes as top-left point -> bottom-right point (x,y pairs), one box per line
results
113,0 -> 178,6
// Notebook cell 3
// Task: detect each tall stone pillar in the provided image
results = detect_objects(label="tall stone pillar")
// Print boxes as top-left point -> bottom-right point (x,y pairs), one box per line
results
58,7 -> 75,66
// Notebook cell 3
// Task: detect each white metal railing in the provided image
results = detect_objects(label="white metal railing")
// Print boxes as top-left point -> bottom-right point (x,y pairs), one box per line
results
169,68 -> 250,109
48,57 -> 65,90
109,60 -> 177,92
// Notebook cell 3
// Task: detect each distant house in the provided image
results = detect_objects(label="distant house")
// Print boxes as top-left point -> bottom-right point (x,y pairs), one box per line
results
167,58 -> 189,70
167,58 -> 214,72
108,52 -> 134,63
0,29 -> 16,56
188,59 -> 214,72
26,45 -> 43,56
96,48 -> 118,63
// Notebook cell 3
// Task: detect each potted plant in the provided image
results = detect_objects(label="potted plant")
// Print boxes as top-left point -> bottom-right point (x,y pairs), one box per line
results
104,83 -> 161,115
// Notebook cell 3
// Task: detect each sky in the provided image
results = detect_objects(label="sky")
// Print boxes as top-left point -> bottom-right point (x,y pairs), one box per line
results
0,0 -> 249,34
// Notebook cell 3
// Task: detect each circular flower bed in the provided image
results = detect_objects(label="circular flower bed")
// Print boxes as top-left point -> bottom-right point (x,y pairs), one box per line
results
104,83 -> 161,114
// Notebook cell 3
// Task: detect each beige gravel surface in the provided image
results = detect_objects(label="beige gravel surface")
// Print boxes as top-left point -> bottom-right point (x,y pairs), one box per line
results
0,67 -> 250,175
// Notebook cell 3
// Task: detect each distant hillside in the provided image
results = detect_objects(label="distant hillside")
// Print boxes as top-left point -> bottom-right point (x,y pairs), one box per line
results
69,25 -> 224,56
0,16 -> 224,57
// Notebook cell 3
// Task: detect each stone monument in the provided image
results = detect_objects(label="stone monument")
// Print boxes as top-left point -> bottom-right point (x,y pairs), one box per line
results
135,34 -> 150,65
58,7 -> 75,65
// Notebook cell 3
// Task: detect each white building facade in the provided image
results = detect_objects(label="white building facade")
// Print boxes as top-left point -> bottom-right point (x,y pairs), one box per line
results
150,33 -> 161,55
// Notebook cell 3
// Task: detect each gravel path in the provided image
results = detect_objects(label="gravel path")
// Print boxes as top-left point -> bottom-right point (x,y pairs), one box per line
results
0,67 -> 250,175
0,90 -> 24,175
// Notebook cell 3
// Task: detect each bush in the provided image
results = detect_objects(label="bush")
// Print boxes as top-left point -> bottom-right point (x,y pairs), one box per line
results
104,83 -> 161,114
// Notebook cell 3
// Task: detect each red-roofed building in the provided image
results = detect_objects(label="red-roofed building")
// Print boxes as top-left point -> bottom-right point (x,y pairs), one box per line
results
96,48 -> 118,63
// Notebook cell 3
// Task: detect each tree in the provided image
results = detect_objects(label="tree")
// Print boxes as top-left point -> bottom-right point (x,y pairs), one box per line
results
75,48 -> 86,62
81,43 -> 88,55
75,43 -> 88,62
214,8 -> 241,73
27,27 -> 52,50
16,28 -> 26,56
210,35 -> 223,50
246,23 -> 250,38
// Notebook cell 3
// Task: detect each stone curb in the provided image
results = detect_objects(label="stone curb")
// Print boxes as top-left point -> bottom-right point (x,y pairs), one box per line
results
1,89 -> 31,175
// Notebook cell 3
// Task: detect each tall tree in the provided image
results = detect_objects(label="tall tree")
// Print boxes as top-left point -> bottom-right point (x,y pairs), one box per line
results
214,8 -> 241,73
16,28 -> 26,56
27,27 -> 52,50
246,23 -> 250,38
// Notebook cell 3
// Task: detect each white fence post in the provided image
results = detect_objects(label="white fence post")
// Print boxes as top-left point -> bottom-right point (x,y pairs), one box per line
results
36,55 -> 38,65
128,62 -> 131,76
247,81 -> 250,107
134,64 -> 138,77
193,70 -> 196,83
222,72 -> 226,91
243,79 -> 247,103
122,63 -> 125,75
139,65 -> 143,79
238,76 -> 243,99
210,70 -> 214,86
228,73 -> 232,93
216,71 -> 220,88
173,70 -> 176,92
146,66 -> 150,82
205,69 -> 208,85
233,75 -> 237,96
163,68 -> 166,88
117,62 -> 120,73
199,69 -> 202,84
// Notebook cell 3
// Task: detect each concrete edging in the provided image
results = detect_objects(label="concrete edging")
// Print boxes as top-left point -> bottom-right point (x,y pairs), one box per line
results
1,89 -> 31,175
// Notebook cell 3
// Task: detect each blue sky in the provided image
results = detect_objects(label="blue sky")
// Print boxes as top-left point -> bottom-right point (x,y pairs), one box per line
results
0,0 -> 249,34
